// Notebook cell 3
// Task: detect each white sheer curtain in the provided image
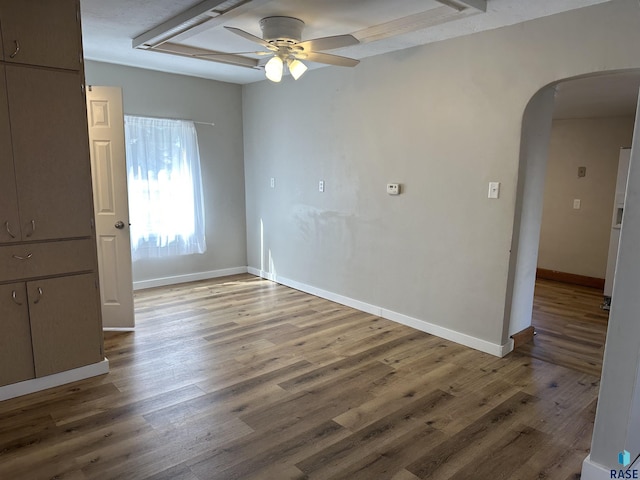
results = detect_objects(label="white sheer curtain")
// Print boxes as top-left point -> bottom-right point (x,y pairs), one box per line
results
124,115 -> 206,261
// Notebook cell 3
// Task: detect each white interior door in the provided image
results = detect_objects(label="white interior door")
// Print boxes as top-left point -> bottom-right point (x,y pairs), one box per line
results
86,86 -> 134,329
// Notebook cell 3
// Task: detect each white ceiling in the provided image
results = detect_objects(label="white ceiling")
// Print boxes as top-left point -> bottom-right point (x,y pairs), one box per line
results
80,0 -> 613,85
80,0 -> 639,118
553,72 -> 640,119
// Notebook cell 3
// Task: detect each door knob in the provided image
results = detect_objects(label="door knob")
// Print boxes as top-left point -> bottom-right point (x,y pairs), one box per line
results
115,221 -> 126,229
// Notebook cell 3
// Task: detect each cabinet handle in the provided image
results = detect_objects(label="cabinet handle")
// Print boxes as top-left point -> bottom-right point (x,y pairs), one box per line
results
12,253 -> 33,260
25,220 -> 35,238
33,287 -> 43,304
4,221 -> 16,239
9,40 -> 20,58
11,290 -> 23,306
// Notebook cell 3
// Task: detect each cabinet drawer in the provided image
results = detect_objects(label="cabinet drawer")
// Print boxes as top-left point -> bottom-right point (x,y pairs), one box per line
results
0,239 -> 95,282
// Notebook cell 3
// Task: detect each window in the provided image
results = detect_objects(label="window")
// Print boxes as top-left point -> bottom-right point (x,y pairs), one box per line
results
124,115 -> 206,261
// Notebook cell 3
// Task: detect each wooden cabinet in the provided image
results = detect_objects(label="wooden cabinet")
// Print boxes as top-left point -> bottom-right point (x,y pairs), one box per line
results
0,283 -> 34,387
0,0 -> 106,396
1,64 -> 94,242
29,274 -> 103,378
0,239 -> 97,283
0,0 -> 82,70
0,274 -> 102,387
0,65 -> 20,243
4,65 -> 94,241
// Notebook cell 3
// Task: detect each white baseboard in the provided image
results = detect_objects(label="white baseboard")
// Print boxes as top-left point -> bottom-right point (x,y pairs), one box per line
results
382,308 -> 514,357
248,267 -> 275,282
103,327 -> 135,332
133,267 -> 248,290
581,454 -> 611,480
248,268 -> 513,357
0,359 -> 110,402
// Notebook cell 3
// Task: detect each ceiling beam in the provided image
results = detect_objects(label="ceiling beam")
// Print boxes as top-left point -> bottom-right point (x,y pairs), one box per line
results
133,0 -> 274,51
165,0 -> 272,44
354,6 -> 481,44
456,0 -> 486,11
434,0 -> 487,12
133,0 -> 232,49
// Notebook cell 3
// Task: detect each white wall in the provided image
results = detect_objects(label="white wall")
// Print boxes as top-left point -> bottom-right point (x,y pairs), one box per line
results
503,87 -> 556,339
243,0 -> 640,354
538,117 -> 634,278
84,62 -> 247,287
586,104 -> 640,475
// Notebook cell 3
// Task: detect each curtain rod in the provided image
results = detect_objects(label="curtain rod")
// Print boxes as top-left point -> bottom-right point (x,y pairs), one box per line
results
126,113 -> 215,127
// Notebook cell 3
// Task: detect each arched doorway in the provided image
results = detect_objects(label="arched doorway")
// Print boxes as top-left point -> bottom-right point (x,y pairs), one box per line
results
504,69 -> 640,477
505,70 -> 640,359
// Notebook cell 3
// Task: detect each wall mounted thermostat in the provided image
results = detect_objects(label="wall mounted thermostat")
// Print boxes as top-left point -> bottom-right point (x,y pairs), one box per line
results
387,183 -> 400,195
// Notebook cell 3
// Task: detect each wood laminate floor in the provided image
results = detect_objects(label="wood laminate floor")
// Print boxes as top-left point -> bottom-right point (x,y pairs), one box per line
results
0,274 -> 600,479
521,278 -> 609,377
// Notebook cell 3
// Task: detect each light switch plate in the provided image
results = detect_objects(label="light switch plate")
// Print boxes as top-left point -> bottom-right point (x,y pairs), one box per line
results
488,182 -> 500,199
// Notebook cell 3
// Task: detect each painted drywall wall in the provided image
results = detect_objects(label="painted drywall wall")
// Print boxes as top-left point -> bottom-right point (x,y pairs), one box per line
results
503,87 -> 556,340
587,104 -> 640,474
84,61 -> 247,286
538,117 -> 634,278
243,0 -> 640,353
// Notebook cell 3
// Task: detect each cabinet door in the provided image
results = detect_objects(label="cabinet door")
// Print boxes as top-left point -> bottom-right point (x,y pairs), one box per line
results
0,65 -> 21,243
0,0 -> 81,70
0,283 -> 35,386
6,65 -> 94,241
29,273 -> 103,378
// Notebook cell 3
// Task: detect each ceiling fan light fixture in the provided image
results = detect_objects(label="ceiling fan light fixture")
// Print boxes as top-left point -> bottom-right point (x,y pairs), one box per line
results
224,16 -> 361,81
265,56 -> 284,82
287,58 -> 307,80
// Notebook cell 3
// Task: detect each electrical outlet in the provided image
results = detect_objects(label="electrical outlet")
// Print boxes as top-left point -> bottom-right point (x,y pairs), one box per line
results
319,180 -> 325,192
387,183 -> 400,195
270,177 -> 275,188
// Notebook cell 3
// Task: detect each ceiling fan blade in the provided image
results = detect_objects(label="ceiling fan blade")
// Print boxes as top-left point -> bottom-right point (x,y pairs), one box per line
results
297,34 -> 359,52
300,51 -> 360,67
224,26 -> 275,50
194,51 -> 273,57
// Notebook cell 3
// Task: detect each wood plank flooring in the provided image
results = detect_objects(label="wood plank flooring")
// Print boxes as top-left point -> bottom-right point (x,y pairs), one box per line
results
520,278 -> 609,377
0,274 -> 600,479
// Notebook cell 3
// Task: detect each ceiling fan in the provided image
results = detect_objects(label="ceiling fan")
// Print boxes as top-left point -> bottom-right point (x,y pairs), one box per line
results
197,16 -> 360,82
